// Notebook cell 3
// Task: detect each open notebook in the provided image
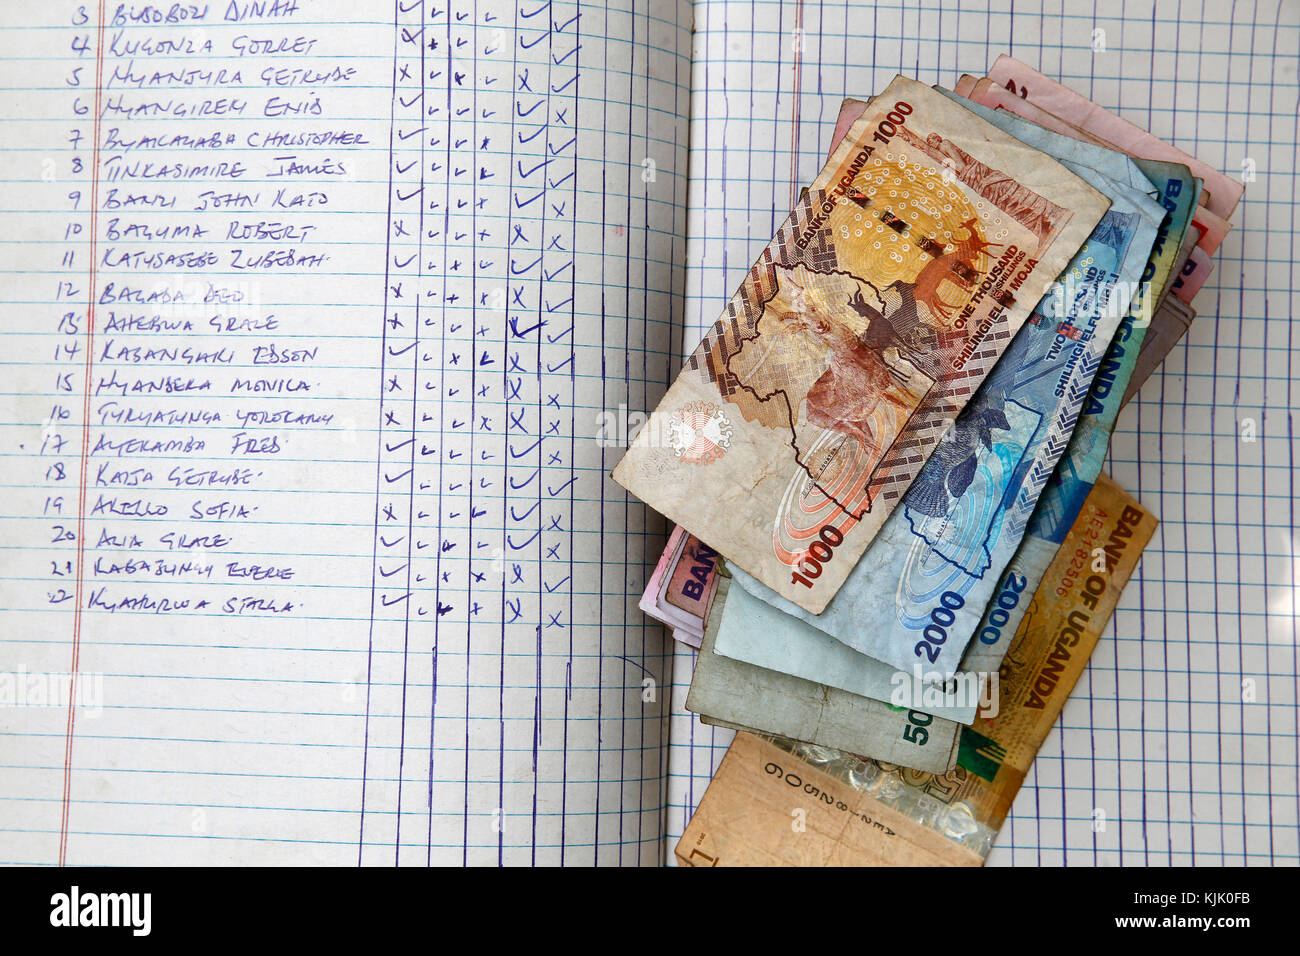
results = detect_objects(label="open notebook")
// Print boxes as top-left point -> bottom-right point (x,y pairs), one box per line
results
0,1 -> 1295,866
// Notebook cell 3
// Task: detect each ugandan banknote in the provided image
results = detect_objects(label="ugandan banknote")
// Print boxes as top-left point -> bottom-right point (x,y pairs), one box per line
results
726,93 -> 1162,677
685,574 -> 961,774
1164,217 -> 1202,303
613,76 -> 1110,614
957,74 -> 1226,255
1127,159 -> 1202,307
1122,296 -> 1197,406
674,731 -> 982,866
676,474 -> 1158,866
951,90 -> 1203,680
699,716 -> 956,775
1169,245 -> 1214,302
637,525 -> 721,646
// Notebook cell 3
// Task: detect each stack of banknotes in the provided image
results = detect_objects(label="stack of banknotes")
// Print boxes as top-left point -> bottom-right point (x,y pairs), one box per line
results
614,57 -> 1243,866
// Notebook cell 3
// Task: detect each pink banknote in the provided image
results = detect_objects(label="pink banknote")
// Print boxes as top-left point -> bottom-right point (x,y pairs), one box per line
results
985,54 -> 1244,220
960,75 -> 1229,259
639,525 -> 721,646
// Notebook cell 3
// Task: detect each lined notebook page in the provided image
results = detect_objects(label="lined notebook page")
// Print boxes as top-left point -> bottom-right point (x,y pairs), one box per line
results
0,0 -> 691,865
668,0 -> 1300,865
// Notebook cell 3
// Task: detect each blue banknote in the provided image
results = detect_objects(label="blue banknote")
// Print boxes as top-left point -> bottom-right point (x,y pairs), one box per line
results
959,157 -> 1202,679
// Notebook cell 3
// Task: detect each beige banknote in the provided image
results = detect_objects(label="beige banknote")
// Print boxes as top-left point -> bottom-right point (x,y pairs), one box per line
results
676,473 -> 1157,866
674,731 -> 980,867
614,76 -> 1109,613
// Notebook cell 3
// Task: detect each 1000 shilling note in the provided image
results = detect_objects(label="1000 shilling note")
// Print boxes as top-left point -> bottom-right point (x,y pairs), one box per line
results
727,92 -> 1161,676
612,76 -> 1110,613
676,474 -> 1157,866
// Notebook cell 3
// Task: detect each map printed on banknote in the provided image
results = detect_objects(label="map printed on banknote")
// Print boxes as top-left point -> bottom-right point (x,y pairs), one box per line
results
614,77 -> 1110,613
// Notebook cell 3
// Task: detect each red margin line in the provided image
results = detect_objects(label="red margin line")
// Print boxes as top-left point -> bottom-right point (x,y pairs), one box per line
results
59,0 -> 107,866
788,0 -> 804,207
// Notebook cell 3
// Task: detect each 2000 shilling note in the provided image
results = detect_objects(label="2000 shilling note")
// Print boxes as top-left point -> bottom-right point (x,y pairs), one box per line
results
612,76 -> 1109,613
946,82 -> 1201,683
957,192 -> 1196,681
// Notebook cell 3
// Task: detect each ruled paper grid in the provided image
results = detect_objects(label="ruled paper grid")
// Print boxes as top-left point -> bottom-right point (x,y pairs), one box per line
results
666,0 -> 1300,865
0,0 -> 693,866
